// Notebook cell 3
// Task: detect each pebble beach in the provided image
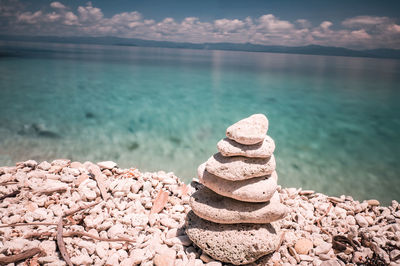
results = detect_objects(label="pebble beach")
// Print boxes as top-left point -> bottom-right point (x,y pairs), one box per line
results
0,159 -> 399,265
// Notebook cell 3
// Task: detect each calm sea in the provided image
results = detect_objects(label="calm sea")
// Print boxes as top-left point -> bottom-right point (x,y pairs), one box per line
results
1,41 -> 399,204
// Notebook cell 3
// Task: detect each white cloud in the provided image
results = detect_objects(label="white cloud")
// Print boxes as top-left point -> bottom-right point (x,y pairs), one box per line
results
214,19 -> 245,33
342,16 -> 389,27
351,29 -> 371,39
50,2 -> 66,10
388,24 -> 400,33
320,21 -> 333,31
1,1 -> 400,49
45,12 -> 61,22
109,11 -> 142,25
77,2 -> 103,23
257,14 -> 293,32
154,17 -> 179,36
64,11 -> 79,26
17,11 -> 42,24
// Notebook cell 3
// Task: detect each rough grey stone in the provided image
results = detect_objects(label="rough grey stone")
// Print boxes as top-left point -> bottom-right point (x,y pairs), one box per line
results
198,163 -> 277,202
217,136 -> 275,158
190,186 -> 287,224
205,153 -> 276,181
185,211 -> 280,265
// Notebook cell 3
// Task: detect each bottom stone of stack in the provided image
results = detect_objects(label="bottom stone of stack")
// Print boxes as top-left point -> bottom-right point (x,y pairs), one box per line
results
185,211 -> 280,265
189,186 -> 288,224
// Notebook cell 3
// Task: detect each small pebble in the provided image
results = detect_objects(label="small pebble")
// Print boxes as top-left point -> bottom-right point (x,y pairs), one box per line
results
295,238 -> 313,255
355,214 -> 369,227
315,242 -> 332,255
97,161 -> 117,169
367,199 -> 380,206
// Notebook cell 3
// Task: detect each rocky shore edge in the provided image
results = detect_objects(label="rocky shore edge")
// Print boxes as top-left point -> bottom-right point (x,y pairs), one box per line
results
0,159 -> 399,266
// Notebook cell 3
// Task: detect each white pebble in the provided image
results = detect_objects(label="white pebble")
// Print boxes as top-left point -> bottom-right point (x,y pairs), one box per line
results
315,242 -> 332,255
105,252 -> 119,265
107,223 -> 125,239
70,254 -> 93,265
355,214 -> 369,227
131,213 -> 149,227
95,242 -> 109,259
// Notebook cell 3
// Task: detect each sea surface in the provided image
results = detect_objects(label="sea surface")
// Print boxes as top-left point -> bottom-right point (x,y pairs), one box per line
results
0,41 -> 399,204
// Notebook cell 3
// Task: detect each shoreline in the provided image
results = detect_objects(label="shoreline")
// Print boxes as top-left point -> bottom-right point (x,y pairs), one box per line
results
0,159 -> 399,265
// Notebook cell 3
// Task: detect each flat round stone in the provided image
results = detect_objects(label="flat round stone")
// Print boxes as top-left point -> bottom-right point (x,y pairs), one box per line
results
226,114 -> 268,145
185,211 -> 280,265
217,136 -> 275,158
198,163 -> 277,202
190,186 -> 287,224
205,153 -> 276,181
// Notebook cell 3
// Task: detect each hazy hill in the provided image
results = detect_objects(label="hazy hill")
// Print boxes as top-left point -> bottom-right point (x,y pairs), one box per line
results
1,35 -> 399,59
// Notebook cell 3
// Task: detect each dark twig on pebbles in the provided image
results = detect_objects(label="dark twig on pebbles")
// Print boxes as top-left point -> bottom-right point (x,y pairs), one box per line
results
25,232 -> 55,239
0,222 -> 58,228
34,187 -> 67,195
315,203 -> 333,235
0,190 -> 20,201
0,201 -> 100,228
88,165 -> 109,201
25,231 -> 135,243
64,199 -> 101,217
57,199 -> 101,266
0,247 -> 43,265
0,182 -> 18,186
63,231 -> 135,243
57,217 -> 72,266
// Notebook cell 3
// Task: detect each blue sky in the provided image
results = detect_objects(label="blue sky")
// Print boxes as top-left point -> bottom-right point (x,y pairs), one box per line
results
1,0 -> 400,49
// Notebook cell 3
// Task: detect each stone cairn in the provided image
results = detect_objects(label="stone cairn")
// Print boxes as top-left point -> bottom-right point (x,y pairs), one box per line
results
186,114 -> 288,265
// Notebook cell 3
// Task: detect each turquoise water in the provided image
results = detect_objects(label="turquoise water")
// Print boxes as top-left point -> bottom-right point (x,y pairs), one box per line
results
1,41 -> 399,204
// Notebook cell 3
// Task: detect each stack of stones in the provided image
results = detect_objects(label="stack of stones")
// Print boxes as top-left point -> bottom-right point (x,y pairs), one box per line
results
186,114 -> 288,265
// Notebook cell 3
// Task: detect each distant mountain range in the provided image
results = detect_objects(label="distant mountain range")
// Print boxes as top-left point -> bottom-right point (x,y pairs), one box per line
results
1,34 -> 400,59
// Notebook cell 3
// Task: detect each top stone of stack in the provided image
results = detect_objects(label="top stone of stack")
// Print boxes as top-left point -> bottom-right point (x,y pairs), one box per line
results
226,114 -> 268,145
